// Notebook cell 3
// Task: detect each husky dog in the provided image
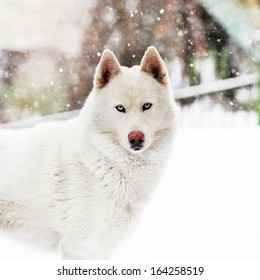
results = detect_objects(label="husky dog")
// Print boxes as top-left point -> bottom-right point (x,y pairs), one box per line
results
0,47 -> 177,259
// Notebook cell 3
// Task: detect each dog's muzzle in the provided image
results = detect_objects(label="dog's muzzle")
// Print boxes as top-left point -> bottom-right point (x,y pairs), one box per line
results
128,130 -> 145,151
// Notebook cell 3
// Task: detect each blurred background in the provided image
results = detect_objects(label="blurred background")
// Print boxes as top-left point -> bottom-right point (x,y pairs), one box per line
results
0,0 -> 259,125
0,0 -> 260,260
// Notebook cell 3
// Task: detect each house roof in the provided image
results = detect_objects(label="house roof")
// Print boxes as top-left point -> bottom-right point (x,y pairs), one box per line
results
197,0 -> 260,51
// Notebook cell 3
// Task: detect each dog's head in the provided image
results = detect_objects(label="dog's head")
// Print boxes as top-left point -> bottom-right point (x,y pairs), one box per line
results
89,46 -> 176,154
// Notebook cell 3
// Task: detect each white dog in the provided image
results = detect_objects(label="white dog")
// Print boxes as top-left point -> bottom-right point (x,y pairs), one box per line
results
0,46 -> 178,259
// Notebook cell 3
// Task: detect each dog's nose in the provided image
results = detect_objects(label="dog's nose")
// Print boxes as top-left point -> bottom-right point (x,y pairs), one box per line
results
128,130 -> 145,146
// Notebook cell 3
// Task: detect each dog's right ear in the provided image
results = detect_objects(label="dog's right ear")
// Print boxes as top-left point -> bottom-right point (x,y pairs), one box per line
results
94,49 -> 121,89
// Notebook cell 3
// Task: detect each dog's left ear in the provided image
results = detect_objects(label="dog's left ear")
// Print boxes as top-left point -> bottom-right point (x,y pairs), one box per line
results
94,49 -> 121,89
140,46 -> 167,85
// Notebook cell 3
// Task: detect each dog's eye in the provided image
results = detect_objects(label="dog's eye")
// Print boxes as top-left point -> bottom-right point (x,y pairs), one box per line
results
115,105 -> 126,113
142,102 -> 153,111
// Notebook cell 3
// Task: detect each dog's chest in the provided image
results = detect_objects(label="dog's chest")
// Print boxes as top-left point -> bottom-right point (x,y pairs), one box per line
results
80,152 -> 160,248
95,160 -> 156,230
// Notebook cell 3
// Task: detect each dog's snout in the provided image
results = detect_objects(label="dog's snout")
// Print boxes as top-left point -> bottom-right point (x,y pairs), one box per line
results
128,130 -> 145,143
128,130 -> 145,150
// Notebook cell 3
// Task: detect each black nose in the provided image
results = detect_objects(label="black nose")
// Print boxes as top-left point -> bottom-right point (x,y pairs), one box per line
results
128,130 -> 145,150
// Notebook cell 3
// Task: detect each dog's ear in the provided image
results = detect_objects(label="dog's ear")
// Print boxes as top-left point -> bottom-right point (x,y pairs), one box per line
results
94,49 -> 121,89
140,46 -> 167,85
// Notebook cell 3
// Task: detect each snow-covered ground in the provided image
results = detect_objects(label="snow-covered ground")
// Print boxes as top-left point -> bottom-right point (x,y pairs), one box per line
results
0,99 -> 259,260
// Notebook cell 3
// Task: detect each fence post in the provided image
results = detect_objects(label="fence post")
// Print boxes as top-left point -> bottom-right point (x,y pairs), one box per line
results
257,66 -> 260,125
251,31 -> 260,125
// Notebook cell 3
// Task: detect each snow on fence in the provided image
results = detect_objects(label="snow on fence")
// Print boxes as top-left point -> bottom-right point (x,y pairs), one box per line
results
0,72 -> 259,129
174,72 -> 258,99
0,109 -> 79,129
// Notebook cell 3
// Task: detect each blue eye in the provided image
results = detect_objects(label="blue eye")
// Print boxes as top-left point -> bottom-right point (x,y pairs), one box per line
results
142,102 -> 153,111
115,104 -> 126,113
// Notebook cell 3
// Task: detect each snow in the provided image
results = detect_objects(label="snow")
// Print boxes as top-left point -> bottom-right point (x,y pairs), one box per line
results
0,99 -> 259,260
174,73 -> 258,99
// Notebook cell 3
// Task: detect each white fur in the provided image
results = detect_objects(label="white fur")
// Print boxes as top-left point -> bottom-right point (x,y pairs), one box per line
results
0,47 -> 178,259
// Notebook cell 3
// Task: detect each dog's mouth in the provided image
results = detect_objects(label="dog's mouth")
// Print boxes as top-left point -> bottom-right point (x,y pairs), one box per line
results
129,138 -> 144,151
130,142 -> 144,151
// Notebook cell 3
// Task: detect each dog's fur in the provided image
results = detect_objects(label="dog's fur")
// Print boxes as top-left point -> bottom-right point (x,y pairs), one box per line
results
0,47 -> 177,259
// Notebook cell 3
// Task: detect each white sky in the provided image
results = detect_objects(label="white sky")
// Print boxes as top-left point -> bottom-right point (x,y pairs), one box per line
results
0,0 -> 89,56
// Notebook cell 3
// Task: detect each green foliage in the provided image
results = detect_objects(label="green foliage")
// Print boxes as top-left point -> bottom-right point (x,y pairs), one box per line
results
257,71 -> 260,125
188,55 -> 198,87
220,47 -> 230,80
210,47 -> 230,80
3,83 -> 67,117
